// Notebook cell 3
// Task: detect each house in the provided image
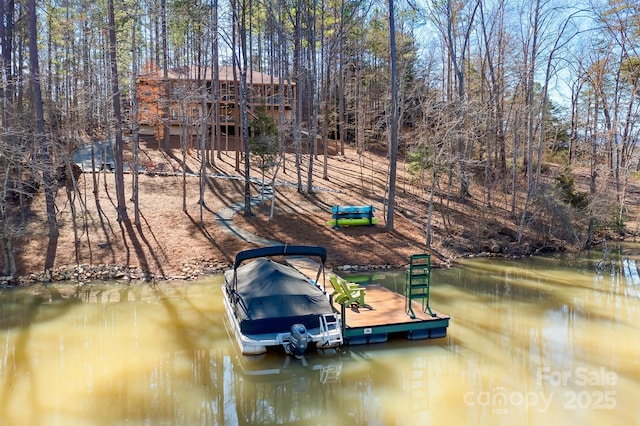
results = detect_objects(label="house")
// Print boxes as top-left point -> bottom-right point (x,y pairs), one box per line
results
135,64 -> 296,150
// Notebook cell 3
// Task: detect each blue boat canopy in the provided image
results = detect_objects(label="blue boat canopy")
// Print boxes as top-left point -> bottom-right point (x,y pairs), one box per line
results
232,245 -> 327,270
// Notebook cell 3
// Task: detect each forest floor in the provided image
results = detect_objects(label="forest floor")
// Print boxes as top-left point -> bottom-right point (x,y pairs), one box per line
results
7,138 -> 640,283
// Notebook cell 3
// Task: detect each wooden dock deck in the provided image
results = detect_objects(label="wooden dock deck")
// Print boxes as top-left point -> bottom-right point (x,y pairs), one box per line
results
286,257 -> 450,345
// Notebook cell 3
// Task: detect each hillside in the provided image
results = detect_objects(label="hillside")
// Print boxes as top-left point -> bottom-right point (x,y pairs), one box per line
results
6,141 -> 640,284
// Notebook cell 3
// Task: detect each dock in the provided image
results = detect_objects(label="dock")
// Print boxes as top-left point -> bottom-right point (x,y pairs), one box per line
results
286,257 -> 450,345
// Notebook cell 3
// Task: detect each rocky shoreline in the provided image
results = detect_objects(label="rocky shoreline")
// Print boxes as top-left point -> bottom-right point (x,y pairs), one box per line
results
1,260 -> 227,287
1,259 -> 412,287
2,250 -> 541,287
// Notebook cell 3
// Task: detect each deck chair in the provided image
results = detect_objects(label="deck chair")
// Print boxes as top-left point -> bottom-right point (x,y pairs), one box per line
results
329,275 -> 349,304
335,276 -> 373,313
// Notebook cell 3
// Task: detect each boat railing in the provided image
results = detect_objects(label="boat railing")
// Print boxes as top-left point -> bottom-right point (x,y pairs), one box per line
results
227,287 -> 250,316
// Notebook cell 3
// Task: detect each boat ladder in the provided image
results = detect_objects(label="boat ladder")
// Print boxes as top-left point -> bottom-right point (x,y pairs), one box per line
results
405,253 -> 436,318
320,363 -> 343,383
318,313 -> 343,348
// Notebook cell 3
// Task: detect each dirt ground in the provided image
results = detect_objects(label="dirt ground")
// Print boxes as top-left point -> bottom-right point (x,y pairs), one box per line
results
9,142 -> 640,281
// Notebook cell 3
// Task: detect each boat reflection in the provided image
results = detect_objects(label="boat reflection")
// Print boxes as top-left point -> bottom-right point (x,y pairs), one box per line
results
230,349 -> 344,425
226,332 -> 451,425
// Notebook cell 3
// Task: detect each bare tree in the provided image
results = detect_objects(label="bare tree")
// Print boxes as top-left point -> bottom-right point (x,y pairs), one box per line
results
107,0 -> 129,223
231,0 -> 254,215
131,14 -> 141,227
0,0 -> 15,128
161,0 -> 171,151
386,0 -> 399,231
211,0 -> 221,163
292,0 -> 304,193
594,0 -> 640,228
305,0 -> 318,195
446,0 -> 479,198
28,0 -> 59,271
0,132 -> 28,277
478,0 -> 506,209
517,0 -> 543,243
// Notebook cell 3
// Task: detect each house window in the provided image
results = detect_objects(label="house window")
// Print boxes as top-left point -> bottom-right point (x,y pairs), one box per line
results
220,125 -> 235,136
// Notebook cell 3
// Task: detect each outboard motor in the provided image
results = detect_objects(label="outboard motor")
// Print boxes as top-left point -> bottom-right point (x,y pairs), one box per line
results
289,324 -> 308,358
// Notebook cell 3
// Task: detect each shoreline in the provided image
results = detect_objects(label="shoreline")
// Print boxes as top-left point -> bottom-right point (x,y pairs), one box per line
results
2,232 -> 631,287
1,258 -> 415,287
0,243 -> 597,287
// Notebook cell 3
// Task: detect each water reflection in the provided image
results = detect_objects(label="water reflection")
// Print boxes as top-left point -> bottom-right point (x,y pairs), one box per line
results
0,245 -> 639,425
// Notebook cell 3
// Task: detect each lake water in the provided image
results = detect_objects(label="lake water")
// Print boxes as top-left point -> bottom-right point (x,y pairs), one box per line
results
1,245 -> 639,425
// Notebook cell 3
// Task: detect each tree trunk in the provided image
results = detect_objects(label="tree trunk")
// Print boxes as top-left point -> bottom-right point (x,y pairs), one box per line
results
0,0 -> 15,127
211,0 -> 221,163
386,0 -> 398,231
131,17 -> 141,227
161,0 -> 170,151
518,0 -> 541,242
107,0 -> 128,223
234,0 -> 253,216
28,0 -> 59,271
294,0 -> 303,193
306,0 -> 317,195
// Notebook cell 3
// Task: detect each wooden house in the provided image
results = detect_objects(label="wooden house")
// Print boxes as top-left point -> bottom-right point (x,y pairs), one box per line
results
135,64 -> 296,150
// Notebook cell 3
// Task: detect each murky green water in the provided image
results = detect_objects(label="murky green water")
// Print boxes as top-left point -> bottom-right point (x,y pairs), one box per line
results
1,245 -> 639,425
